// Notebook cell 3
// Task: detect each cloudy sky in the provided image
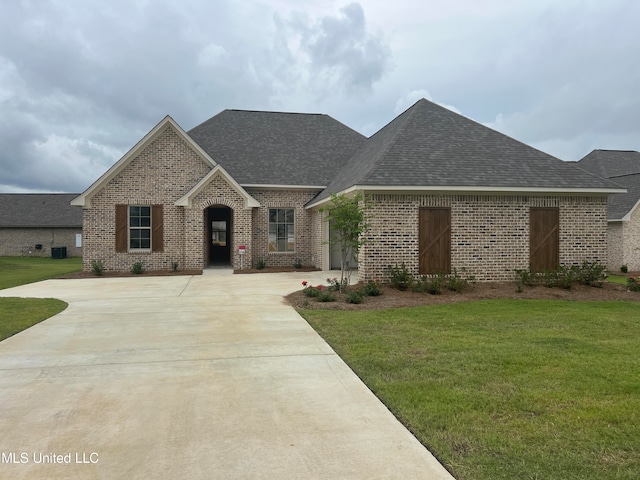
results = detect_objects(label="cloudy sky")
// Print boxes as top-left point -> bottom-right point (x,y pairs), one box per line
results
1,0 -> 639,193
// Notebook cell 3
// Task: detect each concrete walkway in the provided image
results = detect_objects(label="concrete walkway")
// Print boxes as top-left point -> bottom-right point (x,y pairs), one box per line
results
0,269 -> 454,479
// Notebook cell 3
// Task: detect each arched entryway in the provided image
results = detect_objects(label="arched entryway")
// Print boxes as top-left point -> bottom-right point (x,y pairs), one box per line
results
207,206 -> 232,265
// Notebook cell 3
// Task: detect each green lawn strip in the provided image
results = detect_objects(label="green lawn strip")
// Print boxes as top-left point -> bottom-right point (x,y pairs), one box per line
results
301,300 -> 640,480
0,298 -> 68,341
608,274 -> 629,286
0,257 -> 82,290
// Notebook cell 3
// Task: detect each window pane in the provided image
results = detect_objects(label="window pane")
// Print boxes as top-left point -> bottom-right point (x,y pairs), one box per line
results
140,206 -> 150,216
130,206 -> 140,217
141,230 -> 150,239
278,238 -> 287,251
285,209 -> 294,223
130,217 -> 140,227
141,217 -> 151,227
269,209 -> 277,223
141,238 -> 150,249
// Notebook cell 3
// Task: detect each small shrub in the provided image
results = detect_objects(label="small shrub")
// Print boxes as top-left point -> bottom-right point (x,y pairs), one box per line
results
171,262 -> 178,272
413,274 -> 444,295
360,278 -> 382,296
294,258 -> 303,269
345,290 -> 363,304
301,280 -> 321,298
327,277 -> 349,292
627,276 -> 640,292
90,259 -> 105,276
574,261 -> 607,287
130,260 -> 145,274
540,267 -> 574,289
256,258 -> 266,270
446,269 -> 474,292
515,269 -> 536,288
317,291 -> 336,302
621,264 -> 629,274
386,263 -> 413,291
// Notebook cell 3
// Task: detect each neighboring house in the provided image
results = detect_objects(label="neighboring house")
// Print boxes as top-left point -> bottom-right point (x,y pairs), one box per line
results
0,194 -> 83,257
577,150 -> 640,271
72,99 -> 623,281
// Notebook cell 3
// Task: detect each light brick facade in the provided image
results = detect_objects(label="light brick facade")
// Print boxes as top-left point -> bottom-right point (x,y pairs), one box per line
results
247,188 -> 321,268
0,228 -> 82,257
357,193 -> 608,282
77,121 -> 612,281
608,206 -> 640,272
79,124 -> 323,273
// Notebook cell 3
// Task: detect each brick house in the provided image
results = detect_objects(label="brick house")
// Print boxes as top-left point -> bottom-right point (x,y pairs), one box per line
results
72,99 -> 623,281
0,194 -> 82,257
577,150 -> 640,272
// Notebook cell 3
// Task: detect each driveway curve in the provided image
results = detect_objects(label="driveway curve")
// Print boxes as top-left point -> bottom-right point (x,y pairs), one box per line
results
0,269 -> 453,479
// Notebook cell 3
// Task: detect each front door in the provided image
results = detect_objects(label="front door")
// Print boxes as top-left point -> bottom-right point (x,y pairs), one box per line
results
208,207 -> 231,265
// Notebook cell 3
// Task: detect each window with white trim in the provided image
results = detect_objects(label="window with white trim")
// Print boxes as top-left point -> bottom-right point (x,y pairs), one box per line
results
268,208 -> 295,252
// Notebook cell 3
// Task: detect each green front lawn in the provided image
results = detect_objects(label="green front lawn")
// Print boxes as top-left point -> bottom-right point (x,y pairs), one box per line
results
0,297 -> 68,341
0,256 -> 82,290
302,300 -> 640,480
0,257 -> 78,340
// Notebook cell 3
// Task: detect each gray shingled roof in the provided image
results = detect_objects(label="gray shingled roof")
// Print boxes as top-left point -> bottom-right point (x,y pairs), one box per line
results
577,150 -> 640,219
0,194 -> 82,228
188,109 -> 366,186
314,99 -> 620,203
577,150 -> 640,178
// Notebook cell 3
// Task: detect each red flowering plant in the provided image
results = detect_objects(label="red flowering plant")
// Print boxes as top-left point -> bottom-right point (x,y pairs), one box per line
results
302,280 -> 321,298
627,276 -> 640,292
301,280 -> 335,302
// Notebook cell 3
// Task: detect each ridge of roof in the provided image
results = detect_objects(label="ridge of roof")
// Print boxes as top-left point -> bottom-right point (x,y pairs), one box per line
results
309,98 -> 622,207
187,109 -> 366,186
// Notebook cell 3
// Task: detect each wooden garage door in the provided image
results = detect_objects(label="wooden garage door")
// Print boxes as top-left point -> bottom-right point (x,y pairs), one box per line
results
530,207 -> 559,272
419,208 -> 451,275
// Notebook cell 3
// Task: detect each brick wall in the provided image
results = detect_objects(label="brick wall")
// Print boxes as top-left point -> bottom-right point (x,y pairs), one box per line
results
81,125 -> 211,272
247,188 -> 320,268
189,175 -> 254,271
0,228 -> 82,257
358,193 -> 608,282
619,206 -> 640,271
81,124 -> 323,272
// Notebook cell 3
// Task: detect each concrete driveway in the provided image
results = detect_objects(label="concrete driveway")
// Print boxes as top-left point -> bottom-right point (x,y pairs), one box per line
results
0,269 -> 453,479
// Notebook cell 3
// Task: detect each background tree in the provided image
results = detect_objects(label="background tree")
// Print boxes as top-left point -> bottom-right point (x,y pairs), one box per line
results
320,192 -> 371,291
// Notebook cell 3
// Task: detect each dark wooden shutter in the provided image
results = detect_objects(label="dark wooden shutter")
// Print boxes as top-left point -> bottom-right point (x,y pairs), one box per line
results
152,205 -> 164,252
115,205 -> 128,252
419,208 -> 451,274
530,207 -> 559,272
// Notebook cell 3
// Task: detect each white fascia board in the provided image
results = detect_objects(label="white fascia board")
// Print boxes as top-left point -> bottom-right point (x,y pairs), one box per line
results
175,165 -> 260,209
241,184 -> 326,190
353,185 -> 627,195
612,197 -> 640,223
304,184 -> 627,209
71,116 -> 216,208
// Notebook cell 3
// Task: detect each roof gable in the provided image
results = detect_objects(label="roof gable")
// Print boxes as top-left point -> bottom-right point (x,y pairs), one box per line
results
175,165 -> 260,209
72,116 -> 217,207
187,109 -> 366,186
311,99 -> 624,206
0,194 -> 82,228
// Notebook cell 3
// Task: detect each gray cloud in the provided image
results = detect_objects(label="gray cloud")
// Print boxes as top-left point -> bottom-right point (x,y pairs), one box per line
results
0,0 -> 639,191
